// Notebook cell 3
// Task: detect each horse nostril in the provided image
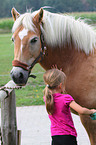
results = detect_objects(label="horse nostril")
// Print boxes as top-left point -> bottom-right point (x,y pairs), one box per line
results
10,70 -> 13,75
19,72 -> 23,79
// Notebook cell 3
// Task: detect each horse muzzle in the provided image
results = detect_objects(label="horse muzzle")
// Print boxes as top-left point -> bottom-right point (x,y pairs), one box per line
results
10,67 -> 29,86
10,50 -> 44,85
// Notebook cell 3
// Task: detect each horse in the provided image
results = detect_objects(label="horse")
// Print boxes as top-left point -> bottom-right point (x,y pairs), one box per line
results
10,7 -> 96,145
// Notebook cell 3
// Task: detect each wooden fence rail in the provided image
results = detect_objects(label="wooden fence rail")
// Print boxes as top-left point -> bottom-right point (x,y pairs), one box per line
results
0,80 -> 21,145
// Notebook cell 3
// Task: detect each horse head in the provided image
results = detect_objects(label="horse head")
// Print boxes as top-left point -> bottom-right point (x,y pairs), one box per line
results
10,8 -> 45,86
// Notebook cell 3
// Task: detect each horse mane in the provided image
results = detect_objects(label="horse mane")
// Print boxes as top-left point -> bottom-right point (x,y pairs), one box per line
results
12,9 -> 96,54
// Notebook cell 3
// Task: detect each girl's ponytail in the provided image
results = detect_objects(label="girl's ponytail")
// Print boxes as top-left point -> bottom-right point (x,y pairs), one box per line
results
44,86 -> 54,115
43,68 -> 66,115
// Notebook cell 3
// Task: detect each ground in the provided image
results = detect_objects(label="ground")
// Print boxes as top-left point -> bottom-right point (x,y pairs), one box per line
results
0,105 -> 90,145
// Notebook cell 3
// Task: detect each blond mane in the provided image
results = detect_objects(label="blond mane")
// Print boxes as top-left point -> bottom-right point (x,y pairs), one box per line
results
12,9 -> 96,54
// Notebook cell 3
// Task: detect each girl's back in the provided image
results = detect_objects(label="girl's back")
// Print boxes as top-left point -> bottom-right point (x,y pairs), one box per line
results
48,93 -> 77,137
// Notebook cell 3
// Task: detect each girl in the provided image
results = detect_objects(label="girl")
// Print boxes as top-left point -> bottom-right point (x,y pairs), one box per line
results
43,68 -> 96,145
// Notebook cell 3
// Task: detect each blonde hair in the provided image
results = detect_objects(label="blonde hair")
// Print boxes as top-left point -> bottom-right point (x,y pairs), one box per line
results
43,69 -> 66,115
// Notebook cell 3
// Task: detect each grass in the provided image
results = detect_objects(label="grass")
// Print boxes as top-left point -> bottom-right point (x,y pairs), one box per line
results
0,33 -> 14,83
69,12 -> 96,24
0,33 -> 45,106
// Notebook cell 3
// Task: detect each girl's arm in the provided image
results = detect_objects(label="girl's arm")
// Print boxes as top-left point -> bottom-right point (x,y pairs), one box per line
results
69,101 -> 96,115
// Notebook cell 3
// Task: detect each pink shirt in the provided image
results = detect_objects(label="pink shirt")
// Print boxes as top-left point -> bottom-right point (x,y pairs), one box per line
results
44,93 -> 77,137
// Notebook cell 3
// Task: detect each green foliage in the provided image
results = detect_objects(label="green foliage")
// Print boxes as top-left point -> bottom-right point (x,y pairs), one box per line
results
0,18 -> 14,31
0,0 -> 96,18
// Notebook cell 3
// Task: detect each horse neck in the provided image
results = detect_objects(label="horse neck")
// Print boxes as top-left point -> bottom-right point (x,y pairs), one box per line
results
39,45 -> 87,75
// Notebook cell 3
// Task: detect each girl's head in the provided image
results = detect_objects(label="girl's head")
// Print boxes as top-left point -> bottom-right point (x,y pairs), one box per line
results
43,68 -> 66,115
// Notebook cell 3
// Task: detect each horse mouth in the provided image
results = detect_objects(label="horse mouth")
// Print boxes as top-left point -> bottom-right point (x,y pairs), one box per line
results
10,67 -> 29,86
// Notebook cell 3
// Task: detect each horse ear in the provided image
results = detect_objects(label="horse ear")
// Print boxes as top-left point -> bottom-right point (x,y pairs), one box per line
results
11,7 -> 20,21
33,8 -> 43,24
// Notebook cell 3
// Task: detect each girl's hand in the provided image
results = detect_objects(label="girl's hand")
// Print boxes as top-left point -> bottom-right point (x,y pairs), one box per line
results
90,109 -> 96,114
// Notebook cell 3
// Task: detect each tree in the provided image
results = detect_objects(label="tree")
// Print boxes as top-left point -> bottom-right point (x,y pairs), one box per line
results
0,0 -> 96,18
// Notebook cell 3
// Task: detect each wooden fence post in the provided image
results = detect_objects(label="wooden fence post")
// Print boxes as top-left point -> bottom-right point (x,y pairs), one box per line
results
17,130 -> 21,145
0,80 -> 22,145
1,89 -> 17,145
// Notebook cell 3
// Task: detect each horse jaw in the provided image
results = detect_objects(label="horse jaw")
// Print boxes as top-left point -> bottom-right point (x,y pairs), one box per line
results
10,67 -> 29,86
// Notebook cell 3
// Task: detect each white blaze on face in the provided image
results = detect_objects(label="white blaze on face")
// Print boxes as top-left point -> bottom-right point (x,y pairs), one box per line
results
18,28 -> 28,54
19,28 -> 28,40
20,43 -> 23,54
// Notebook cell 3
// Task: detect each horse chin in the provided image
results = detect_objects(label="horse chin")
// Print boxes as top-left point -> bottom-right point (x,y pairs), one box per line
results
10,67 -> 29,86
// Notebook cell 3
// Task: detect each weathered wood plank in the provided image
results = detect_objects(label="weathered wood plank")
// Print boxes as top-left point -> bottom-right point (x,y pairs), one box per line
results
0,80 -> 17,100
0,81 -> 17,145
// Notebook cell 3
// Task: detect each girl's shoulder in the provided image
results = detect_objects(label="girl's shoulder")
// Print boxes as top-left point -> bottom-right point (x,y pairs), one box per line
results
61,94 -> 74,105
53,93 -> 74,100
63,94 -> 73,98
53,93 -> 72,97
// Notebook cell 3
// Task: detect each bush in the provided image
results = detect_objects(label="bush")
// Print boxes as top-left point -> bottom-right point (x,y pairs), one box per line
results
0,18 -> 14,33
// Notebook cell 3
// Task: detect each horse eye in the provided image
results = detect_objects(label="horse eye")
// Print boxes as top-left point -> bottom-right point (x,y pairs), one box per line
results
30,37 -> 38,44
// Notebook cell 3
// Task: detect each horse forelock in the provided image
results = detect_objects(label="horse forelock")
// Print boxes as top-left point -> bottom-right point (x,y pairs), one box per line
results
12,11 -> 39,33
12,10 -> 96,55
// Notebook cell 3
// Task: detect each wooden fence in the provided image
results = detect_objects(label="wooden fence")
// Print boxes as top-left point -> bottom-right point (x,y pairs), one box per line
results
0,80 -> 21,145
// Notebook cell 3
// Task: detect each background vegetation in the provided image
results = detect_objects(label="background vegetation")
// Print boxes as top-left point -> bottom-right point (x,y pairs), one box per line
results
0,0 -> 96,18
